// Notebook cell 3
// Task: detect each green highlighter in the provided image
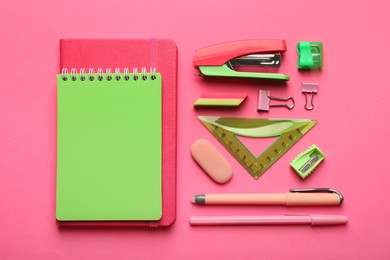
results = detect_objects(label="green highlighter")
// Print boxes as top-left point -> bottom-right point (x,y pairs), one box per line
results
297,42 -> 323,69
291,145 -> 325,179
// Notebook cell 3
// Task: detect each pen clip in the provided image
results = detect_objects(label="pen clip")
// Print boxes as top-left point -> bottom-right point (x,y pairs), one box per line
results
289,188 -> 344,204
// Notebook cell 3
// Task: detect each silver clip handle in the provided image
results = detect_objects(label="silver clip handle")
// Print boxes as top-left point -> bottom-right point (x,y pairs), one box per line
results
303,92 -> 315,110
269,95 -> 295,110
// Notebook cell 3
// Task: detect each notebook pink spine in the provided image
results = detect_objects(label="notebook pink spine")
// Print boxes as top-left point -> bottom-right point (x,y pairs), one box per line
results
59,39 -> 177,227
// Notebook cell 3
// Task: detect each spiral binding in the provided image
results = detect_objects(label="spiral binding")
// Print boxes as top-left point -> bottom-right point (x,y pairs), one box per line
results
61,67 -> 157,81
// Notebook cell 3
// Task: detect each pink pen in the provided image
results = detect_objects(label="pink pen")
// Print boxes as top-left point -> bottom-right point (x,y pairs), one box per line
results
190,214 -> 348,226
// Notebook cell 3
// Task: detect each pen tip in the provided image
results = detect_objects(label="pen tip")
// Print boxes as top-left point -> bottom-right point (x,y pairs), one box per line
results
191,196 -> 195,203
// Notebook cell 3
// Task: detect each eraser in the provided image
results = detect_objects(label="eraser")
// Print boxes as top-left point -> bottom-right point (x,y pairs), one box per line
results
194,93 -> 247,107
191,139 -> 233,184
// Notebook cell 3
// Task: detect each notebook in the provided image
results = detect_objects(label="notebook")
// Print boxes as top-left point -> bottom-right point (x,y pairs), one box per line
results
56,39 -> 177,227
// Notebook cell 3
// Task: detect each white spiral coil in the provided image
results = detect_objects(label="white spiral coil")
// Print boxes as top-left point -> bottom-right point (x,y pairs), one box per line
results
61,67 -> 157,81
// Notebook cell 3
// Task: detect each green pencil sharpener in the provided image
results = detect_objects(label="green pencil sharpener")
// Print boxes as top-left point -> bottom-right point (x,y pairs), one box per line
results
290,145 -> 325,179
297,42 -> 323,69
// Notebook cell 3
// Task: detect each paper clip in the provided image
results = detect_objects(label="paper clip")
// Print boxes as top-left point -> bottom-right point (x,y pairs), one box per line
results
302,83 -> 318,111
257,90 -> 294,111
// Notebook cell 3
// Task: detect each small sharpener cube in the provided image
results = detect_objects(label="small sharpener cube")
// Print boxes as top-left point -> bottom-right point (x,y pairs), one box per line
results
290,145 -> 325,179
297,42 -> 323,69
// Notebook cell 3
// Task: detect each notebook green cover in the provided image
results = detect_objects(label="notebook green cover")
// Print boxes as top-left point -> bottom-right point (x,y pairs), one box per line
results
56,73 -> 162,221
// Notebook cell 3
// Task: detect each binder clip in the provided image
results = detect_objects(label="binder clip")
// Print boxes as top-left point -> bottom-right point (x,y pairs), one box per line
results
257,90 -> 294,111
193,40 -> 290,81
302,83 -> 318,110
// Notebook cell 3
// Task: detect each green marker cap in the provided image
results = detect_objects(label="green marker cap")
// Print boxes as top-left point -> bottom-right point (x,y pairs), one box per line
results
297,42 -> 323,69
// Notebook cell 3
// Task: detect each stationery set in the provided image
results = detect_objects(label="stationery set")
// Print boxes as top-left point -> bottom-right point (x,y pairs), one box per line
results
55,38 -> 346,227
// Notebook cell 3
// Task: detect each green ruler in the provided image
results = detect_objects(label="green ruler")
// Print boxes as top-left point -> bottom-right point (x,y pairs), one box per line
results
199,116 -> 317,180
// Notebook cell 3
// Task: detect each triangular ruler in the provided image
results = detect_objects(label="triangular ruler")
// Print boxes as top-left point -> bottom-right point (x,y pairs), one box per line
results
199,116 -> 317,180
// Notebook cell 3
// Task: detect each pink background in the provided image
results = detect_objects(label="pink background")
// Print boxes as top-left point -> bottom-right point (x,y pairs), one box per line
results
1,0 -> 389,259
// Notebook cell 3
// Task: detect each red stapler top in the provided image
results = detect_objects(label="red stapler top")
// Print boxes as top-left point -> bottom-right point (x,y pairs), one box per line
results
193,40 -> 287,67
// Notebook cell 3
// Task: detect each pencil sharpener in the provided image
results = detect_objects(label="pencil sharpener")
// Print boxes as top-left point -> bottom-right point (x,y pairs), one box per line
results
290,145 -> 325,179
297,42 -> 323,69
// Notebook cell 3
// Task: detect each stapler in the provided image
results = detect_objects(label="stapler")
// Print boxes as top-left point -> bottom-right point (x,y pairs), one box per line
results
193,40 -> 290,81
